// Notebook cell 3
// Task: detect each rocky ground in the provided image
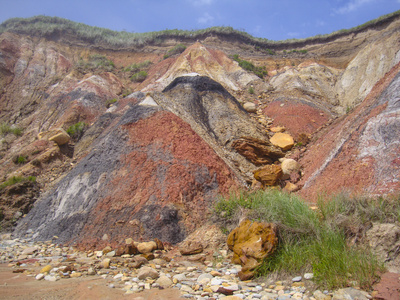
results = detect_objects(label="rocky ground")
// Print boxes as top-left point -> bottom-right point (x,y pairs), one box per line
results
1,234 -> 398,300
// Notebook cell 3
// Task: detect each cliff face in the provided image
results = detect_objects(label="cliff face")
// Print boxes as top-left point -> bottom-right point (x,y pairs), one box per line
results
1,14 -> 400,244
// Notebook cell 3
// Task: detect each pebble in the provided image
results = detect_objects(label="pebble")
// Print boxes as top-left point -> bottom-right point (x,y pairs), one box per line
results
292,276 -> 302,282
0,238 -> 374,300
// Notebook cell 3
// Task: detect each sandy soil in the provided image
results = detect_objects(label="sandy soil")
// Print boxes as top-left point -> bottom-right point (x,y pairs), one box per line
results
0,264 -> 184,300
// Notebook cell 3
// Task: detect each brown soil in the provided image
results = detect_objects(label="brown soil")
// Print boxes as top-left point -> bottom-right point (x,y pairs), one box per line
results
373,272 -> 400,300
0,264 -> 184,300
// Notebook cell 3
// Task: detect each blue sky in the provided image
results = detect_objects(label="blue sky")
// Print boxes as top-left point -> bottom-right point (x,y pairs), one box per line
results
0,0 -> 399,40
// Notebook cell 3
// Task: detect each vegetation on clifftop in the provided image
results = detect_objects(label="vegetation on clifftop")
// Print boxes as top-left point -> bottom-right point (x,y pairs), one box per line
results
214,190 -> 398,289
0,11 -> 399,48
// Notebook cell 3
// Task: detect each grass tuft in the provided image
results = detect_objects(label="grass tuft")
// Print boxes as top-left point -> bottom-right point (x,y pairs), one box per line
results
214,190 -> 386,290
0,176 -> 36,190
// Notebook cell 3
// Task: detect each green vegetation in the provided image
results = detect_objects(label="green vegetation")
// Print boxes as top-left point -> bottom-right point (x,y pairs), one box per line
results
16,155 -> 27,164
66,121 -> 87,141
130,70 -> 148,82
123,60 -> 152,72
1,11 -> 399,48
0,123 -> 23,136
232,55 -> 268,78
248,86 -> 255,94
163,43 -> 187,59
287,49 -> 308,54
76,54 -> 115,73
0,176 -> 36,190
214,190 -> 390,289
105,98 -> 118,108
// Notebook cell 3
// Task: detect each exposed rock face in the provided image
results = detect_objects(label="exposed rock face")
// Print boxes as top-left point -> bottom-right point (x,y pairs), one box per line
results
227,219 -> 278,280
147,42 -> 258,92
14,80 -> 241,247
1,15 -> 400,245
153,75 -> 267,183
299,62 -> 400,199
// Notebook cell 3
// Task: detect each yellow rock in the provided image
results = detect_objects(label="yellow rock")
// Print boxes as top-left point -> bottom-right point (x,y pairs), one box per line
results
253,164 -> 283,186
40,265 -> 52,274
270,132 -> 294,151
70,272 -> 82,278
227,219 -> 278,280
270,126 -> 286,133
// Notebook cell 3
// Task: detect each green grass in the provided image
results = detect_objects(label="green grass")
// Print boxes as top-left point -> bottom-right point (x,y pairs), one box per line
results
76,54 -> 115,73
105,98 -> 118,108
1,11 -> 399,48
0,176 -> 36,190
0,123 -> 23,136
163,43 -> 187,59
232,55 -> 268,78
66,121 -> 87,141
130,70 -> 148,82
248,87 -> 255,94
123,60 -> 152,72
214,190 -> 386,290
16,155 -> 27,164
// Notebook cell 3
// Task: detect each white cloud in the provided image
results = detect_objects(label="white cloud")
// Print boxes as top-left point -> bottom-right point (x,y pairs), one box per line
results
198,12 -> 214,24
334,0 -> 377,14
188,0 -> 213,6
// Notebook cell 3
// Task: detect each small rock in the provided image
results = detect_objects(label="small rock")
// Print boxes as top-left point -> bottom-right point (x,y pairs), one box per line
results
243,102 -> 257,113
292,276 -> 302,282
40,265 -> 52,274
270,126 -> 286,133
270,132 -> 294,151
155,275 -> 173,288
101,258 -> 111,269
106,250 -> 115,257
21,247 -> 38,255
304,273 -> 314,280
35,273 -> 45,280
197,273 -> 214,282
44,275 -> 58,282
70,272 -> 82,278
137,241 -> 157,254
179,241 -> 203,255
137,266 -> 159,280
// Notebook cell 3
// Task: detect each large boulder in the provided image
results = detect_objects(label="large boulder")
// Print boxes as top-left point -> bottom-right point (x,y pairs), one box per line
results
253,164 -> 283,187
227,219 -> 278,280
232,137 -> 284,165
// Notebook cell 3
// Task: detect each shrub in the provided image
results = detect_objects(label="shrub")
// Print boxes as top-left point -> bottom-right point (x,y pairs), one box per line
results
232,55 -> 268,78
0,176 -> 36,190
248,87 -> 255,94
66,121 -> 87,141
0,123 -> 23,136
16,155 -> 27,164
76,54 -> 115,73
163,43 -> 186,59
106,98 -> 118,108
214,190 -> 385,289
130,70 -> 148,82
123,60 -> 152,72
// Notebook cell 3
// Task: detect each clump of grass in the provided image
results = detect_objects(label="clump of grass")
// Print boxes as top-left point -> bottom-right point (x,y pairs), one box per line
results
16,155 -> 27,164
0,176 -> 36,190
0,123 -> 23,136
232,55 -> 268,78
123,60 -> 152,72
214,190 -> 385,290
248,87 -> 255,94
105,98 -> 118,108
76,54 -> 115,73
130,70 -> 148,82
163,43 -> 186,59
66,121 -> 87,141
